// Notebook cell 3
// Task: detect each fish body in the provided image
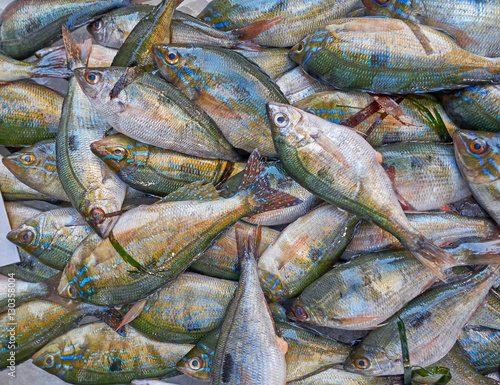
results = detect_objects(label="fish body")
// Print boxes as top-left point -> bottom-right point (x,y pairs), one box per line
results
362,0 -> 500,57
0,82 -> 63,146
74,67 -> 239,162
468,289 -> 500,330
238,48 -> 297,80
269,102 -> 454,280
379,143 -> 471,211
290,18 -> 500,94
295,92 -> 457,146
290,240 -> 500,330
197,0 -> 363,47
91,134 -> 245,196
0,0 -> 134,59
153,44 -> 289,157
211,227 -> 287,384
123,273 -> 237,343
458,327 -> 500,375
32,322 -> 193,384
0,274 -> 49,312
439,86 -> 500,132
344,266 -> 500,375
453,130 -> 500,226
259,204 -> 359,302
345,212 -> 498,257
287,367 -> 403,384
277,67 -> 336,104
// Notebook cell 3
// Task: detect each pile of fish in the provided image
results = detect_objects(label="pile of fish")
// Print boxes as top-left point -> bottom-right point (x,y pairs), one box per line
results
1,0 -> 500,384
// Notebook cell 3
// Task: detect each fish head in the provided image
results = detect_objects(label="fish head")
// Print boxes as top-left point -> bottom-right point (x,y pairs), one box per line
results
176,346 -> 212,381
453,130 -> 500,185
2,141 -> 54,185
87,15 -> 114,47
287,297 -> 314,323
90,134 -> 147,173
289,36 -> 310,65
7,219 -> 42,255
152,44 -> 199,89
79,188 -> 123,237
362,0 -> 413,19
32,333 -> 76,376
344,343 -> 398,376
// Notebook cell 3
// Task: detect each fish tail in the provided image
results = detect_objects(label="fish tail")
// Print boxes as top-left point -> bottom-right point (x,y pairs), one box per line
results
229,17 -> 282,52
62,27 -> 92,70
30,46 -> 72,78
403,231 -> 457,282
238,149 -> 301,215
235,224 -> 262,263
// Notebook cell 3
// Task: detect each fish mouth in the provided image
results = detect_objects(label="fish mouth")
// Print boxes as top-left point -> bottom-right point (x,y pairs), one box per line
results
1,155 -> 22,175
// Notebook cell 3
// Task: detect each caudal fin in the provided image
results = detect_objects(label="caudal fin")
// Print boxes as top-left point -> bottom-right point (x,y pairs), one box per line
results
235,224 -> 261,263
30,46 -> 72,78
62,27 -> 92,70
229,17 -> 282,51
452,239 -> 500,266
238,150 -> 301,215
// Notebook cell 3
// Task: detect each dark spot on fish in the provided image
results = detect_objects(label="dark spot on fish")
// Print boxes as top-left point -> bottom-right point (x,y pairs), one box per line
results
410,310 -> 431,329
69,135 -> 77,151
221,353 -> 234,383
109,357 -> 122,372
309,248 -> 322,263
371,53 -> 390,68
362,275 -> 373,286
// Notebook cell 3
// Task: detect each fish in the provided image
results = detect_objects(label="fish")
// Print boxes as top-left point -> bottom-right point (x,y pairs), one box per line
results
0,0 -> 139,59
289,240 -> 500,330
258,204 -> 359,302
221,161 -> 322,226
0,48 -> 71,82
211,226 -> 287,384
32,322 -> 193,384
56,29 -> 128,237
290,17 -> 500,94
344,212 -> 498,257
238,48 -> 297,80
362,0 -> 500,57
120,272 -> 237,343
190,221 -> 279,280
268,102 -> 454,280
468,289 -> 500,331
453,130 -> 500,226
287,366 -> 403,384
58,151 -> 299,305
197,0 -> 363,47
295,92 -> 458,146
7,207 -> 96,270
74,66 -> 239,162
458,327 -> 500,375
90,134 -> 245,197
344,265 -> 500,375
0,81 -> 63,146
0,274 -> 49,312
152,44 -> 289,157
276,67 -> 336,104
439,86 -> 500,132
378,143 -> 471,211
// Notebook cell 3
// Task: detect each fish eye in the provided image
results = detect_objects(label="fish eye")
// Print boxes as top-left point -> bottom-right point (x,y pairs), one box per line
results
43,355 -> 55,368
90,207 -> 105,224
469,139 -> 488,154
66,285 -> 76,298
112,147 -> 126,159
85,72 -> 101,84
167,51 -> 179,64
296,43 -> 304,52
188,358 -> 202,370
19,230 -> 33,244
92,20 -> 102,31
273,113 -> 289,128
20,154 -> 35,165
354,357 -> 370,369
292,306 -> 308,320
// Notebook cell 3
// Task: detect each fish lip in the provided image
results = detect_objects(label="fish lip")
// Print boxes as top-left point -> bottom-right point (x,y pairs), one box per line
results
1,155 -> 19,174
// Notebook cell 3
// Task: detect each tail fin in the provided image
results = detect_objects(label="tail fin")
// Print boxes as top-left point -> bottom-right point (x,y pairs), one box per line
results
30,46 -> 72,78
228,17 -> 282,51
452,239 -> 500,267
62,27 -> 92,70
403,231 -> 457,282
238,150 -> 301,215
235,224 -> 261,264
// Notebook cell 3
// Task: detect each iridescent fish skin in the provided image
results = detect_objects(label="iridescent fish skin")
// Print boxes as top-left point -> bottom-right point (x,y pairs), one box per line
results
287,367 -> 403,384
259,204 -> 359,302
191,221 -> 279,280
197,0 -> 363,47
379,143 -> 471,211
153,44 -> 289,157
277,67 -> 336,104
344,266 -> 500,375
362,0 -> 500,57
468,289 -> 500,331
0,0 -> 135,59
0,49 -> 71,81
439,86 -> 500,132
3,140 -> 69,201
74,67 -> 239,162
290,240 -> 500,330
32,322 -> 193,384
295,92 -> 458,146
453,130 -> 500,226
269,102 -> 454,281
290,18 -> 500,94
0,274 -> 49,312
238,48 -> 297,80
91,134 -> 245,197
7,207 -> 95,270
122,273 -> 237,343
458,327 -> 500,375
345,212 -> 498,257
0,82 -> 63,146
